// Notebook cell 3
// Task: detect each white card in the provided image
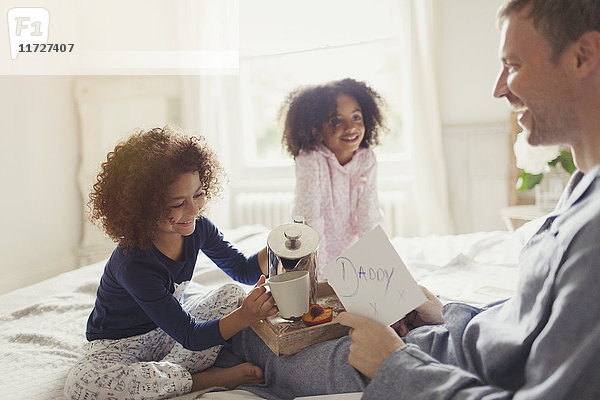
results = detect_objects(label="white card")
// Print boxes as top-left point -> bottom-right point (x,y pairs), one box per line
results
324,225 -> 426,326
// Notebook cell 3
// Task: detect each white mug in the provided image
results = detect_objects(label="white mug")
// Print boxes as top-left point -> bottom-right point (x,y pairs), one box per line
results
260,270 -> 310,319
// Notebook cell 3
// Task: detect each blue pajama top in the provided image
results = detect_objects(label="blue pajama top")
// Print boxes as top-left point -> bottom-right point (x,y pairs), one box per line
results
86,218 -> 262,351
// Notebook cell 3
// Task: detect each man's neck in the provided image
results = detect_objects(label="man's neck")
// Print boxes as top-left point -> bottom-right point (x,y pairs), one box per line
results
571,65 -> 600,172
572,134 -> 600,173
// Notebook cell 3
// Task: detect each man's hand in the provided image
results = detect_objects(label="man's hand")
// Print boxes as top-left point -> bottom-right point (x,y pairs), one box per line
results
336,312 -> 405,379
392,285 -> 444,336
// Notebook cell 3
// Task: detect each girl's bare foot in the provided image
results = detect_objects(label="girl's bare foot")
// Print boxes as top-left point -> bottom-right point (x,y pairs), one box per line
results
191,362 -> 264,392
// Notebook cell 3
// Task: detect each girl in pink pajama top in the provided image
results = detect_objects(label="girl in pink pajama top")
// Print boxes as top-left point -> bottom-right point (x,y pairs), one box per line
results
280,78 -> 388,280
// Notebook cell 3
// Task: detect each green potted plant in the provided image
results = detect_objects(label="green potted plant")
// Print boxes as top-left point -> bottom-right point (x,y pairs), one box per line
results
513,132 -> 575,211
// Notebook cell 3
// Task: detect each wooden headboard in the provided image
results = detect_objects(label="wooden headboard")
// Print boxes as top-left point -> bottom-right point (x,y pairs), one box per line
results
73,76 -> 182,266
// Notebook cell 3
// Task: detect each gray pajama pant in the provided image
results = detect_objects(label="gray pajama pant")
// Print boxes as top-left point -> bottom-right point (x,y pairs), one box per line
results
64,283 -> 245,400
228,328 -> 369,400
226,308 -> 468,400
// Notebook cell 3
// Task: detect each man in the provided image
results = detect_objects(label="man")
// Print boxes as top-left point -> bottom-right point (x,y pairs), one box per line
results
227,1 -> 600,398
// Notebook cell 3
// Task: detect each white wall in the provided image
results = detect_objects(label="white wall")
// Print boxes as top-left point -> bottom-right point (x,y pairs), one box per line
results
0,0 -> 516,294
0,76 -> 80,294
0,0 -> 182,294
438,0 -> 514,233
439,0 -> 508,125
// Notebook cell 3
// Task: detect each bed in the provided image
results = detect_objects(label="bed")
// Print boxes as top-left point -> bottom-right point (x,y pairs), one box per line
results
0,219 -> 543,399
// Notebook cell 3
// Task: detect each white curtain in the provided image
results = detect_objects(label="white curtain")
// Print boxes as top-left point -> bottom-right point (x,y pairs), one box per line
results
182,0 -> 456,235
179,0 -> 240,228
402,0 -> 455,235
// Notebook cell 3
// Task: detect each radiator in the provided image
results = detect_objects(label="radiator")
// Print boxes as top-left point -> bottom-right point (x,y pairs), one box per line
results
233,192 -> 295,230
378,190 -> 408,237
232,190 -> 407,237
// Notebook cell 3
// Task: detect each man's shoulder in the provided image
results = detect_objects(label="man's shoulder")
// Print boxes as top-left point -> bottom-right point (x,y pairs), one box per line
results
555,179 -> 600,254
567,202 -> 600,246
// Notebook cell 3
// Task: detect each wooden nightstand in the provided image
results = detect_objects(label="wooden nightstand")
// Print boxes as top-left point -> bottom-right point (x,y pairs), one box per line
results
499,205 -> 549,231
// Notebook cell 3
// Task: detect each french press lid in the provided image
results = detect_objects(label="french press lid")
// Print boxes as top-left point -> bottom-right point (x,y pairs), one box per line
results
267,221 -> 319,260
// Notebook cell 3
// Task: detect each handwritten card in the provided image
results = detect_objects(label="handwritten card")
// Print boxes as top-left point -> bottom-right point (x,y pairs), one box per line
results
324,225 -> 426,326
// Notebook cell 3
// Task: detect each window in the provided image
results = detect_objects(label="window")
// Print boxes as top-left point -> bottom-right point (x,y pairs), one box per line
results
234,0 -> 410,189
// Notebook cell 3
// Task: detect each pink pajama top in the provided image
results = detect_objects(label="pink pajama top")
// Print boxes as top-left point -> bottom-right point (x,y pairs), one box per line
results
292,145 -> 384,280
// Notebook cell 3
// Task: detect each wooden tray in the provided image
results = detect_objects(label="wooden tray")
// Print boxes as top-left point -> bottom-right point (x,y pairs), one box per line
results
251,281 -> 349,356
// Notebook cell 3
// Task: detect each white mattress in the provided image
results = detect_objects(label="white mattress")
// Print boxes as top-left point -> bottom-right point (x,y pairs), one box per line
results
0,220 -> 543,399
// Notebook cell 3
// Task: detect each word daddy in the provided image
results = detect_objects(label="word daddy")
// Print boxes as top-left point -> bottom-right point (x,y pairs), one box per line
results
336,256 -> 395,297
325,225 -> 426,326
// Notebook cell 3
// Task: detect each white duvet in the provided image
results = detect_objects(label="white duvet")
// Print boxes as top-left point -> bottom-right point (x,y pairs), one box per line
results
0,220 -> 543,399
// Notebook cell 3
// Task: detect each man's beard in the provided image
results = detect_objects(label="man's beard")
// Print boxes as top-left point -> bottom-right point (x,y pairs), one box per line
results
524,103 -> 576,147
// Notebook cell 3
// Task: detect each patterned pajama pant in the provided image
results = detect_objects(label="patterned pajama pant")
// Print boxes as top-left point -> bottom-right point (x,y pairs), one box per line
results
64,283 -> 245,400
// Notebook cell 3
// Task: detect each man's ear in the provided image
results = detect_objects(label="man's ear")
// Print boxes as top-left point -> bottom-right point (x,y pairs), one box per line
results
573,30 -> 600,77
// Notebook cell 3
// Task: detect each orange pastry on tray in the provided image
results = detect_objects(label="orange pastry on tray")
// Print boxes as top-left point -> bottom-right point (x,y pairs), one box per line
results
302,304 -> 333,327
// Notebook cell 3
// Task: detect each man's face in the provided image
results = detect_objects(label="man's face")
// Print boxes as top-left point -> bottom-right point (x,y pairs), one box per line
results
493,8 -> 577,146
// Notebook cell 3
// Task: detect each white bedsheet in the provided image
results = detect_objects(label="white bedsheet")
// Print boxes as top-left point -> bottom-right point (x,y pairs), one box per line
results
0,220 -> 543,399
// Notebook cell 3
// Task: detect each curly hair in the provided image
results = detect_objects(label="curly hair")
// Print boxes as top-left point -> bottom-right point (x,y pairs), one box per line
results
280,78 -> 388,158
88,126 -> 224,251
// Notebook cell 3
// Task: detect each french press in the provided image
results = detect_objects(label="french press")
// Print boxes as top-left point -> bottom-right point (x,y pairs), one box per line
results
267,217 -> 320,305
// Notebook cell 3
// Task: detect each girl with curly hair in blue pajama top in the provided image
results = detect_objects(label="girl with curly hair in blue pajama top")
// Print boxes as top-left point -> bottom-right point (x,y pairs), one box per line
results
64,126 -> 277,400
